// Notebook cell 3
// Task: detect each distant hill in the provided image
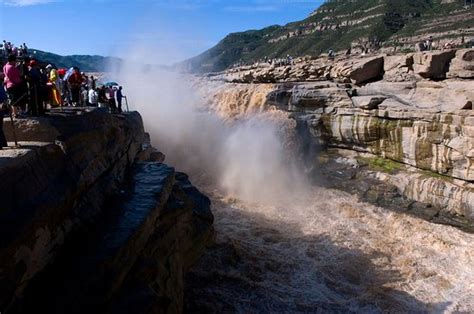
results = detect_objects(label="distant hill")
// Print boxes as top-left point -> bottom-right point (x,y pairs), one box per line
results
181,0 -> 473,73
26,49 -> 121,72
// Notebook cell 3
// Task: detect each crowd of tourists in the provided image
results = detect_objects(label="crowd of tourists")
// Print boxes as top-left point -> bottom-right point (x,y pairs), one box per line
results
231,54 -> 295,68
1,40 -> 29,59
262,55 -> 294,66
0,41 -> 126,149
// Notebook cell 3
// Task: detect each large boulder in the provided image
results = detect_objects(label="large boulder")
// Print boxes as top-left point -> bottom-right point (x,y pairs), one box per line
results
447,49 -> 474,79
413,50 -> 456,79
383,54 -> 415,82
331,56 -> 384,84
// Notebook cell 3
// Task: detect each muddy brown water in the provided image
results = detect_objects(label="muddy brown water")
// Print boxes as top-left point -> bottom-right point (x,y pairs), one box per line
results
184,184 -> 474,313
178,82 -> 474,313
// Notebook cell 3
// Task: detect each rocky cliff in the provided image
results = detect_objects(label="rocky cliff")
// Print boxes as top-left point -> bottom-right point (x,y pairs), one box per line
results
197,48 -> 474,231
0,109 -> 213,313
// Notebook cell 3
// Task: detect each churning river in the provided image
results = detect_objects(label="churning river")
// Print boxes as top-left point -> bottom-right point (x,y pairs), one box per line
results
185,183 -> 474,313
187,82 -> 473,313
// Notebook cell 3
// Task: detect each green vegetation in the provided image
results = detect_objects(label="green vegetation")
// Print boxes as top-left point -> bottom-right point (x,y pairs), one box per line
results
28,50 -> 121,72
360,156 -> 404,174
359,156 -> 453,181
182,0 -> 472,73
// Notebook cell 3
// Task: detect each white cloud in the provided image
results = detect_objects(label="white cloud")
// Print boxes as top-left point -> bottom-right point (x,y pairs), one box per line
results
3,0 -> 54,6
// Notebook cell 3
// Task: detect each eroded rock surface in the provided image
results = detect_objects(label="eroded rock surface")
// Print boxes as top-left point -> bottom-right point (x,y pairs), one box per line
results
15,163 -> 213,314
413,50 -> 456,79
357,80 -> 473,111
330,56 -> 384,84
0,110 -> 144,310
383,54 -> 415,82
315,149 -> 473,230
0,110 -> 214,313
447,49 -> 474,79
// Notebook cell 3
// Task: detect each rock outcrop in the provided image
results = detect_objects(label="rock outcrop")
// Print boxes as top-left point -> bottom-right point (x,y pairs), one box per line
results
447,49 -> 474,79
306,107 -> 474,182
315,148 -> 473,232
199,49 -> 474,230
413,50 -> 457,79
330,56 -> 384,84
0,109 -> 214,313
383,54 -> 415,82
351,95 -> 387,110
210,49 -> 472,86
307,102 -> 474,226
268,82 -> 353,110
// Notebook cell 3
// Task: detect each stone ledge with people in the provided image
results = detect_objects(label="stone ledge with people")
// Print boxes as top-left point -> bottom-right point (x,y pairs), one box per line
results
1,40 -> 128,150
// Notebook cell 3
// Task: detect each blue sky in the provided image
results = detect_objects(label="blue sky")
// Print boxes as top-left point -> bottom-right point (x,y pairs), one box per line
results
0,0 -> 324,63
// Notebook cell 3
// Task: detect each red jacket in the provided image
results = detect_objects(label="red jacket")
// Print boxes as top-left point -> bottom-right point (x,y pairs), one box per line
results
68,72 -> 83,88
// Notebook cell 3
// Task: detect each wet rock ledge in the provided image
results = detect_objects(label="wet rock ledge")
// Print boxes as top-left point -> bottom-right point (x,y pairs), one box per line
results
0,109 -> 214,313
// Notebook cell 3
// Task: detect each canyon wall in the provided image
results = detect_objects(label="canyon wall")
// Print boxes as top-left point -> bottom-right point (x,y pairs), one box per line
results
199,48 -> 474,231
0,109 -> 213,313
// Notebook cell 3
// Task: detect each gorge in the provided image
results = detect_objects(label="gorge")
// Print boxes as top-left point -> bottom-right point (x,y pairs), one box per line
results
0,47 -> 472,312
2,0 -> 473,313
113,46 -> 473,312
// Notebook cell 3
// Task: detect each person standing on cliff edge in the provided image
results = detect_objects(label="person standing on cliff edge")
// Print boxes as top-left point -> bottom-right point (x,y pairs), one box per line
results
106,86 -> 116,113
3,54 -> 23,118
0,71 -> 8,148
68,67 -> 83,106
116,86 -> 123,113
27,59 -> 44,116
98,85 -> 107,108
88,87 -> 98,107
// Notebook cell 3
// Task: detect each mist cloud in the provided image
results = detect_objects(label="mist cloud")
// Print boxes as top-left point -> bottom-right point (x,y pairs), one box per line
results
111,42 -> 309,205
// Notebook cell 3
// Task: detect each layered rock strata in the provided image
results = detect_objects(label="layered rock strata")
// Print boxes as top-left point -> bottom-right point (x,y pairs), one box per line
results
201,50 -> 473,229
314,147 -> 473,232
0,109 -> 213,313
